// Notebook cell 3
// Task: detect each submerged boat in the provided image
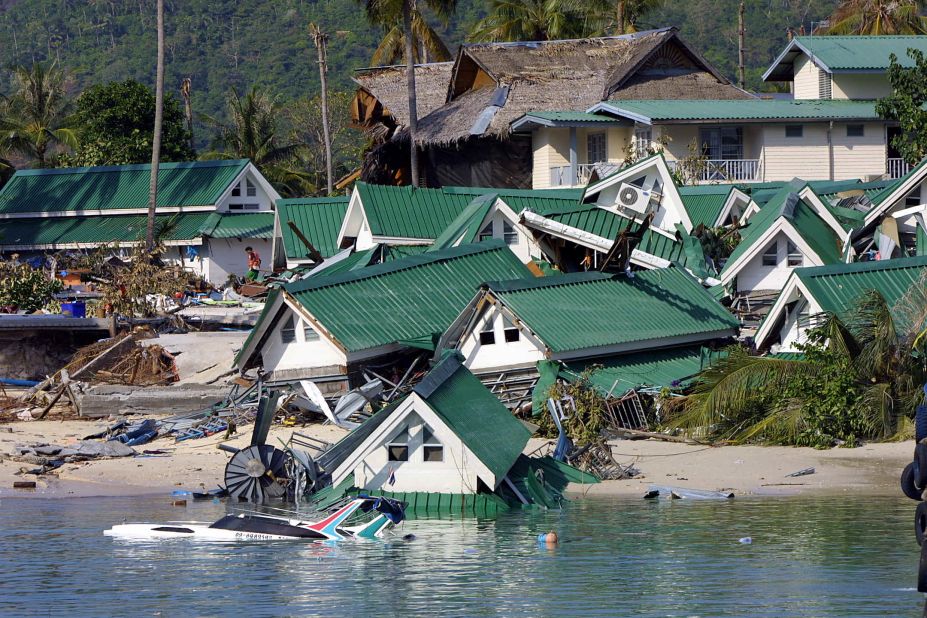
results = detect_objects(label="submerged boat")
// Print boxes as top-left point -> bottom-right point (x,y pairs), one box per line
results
104,496 -> 406,541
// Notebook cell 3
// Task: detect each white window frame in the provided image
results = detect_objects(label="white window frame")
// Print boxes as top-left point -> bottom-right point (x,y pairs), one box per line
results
422,425 -> 443,463
387,427 -> 409,462
280,315 -> 296,344
785,125 -> 803,139
502,315 -> 520,343
479,320 -> 496,346
502,220 -> 519,246
762,241 -> 779,266
786,241 -> 803,267
587,132 -> 607,164
634,126 -> 652,157
478,222 -> 493,243
303,321 -> 320,342
246,178 -> 257,197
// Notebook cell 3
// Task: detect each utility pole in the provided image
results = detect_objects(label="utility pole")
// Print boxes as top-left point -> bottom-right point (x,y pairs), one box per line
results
181,77 -> 194,153
310,23 -> 333,195
738,1 -> 746,90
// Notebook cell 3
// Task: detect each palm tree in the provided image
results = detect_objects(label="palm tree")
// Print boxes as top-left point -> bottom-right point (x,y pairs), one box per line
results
1,62 -> 77,167
827,0 -> 927,35
370,8 -> 452,64
202,87 -> 311,197
582,0 -> 665,35
667,286 -> 927,445
357,0 -> 458,187
146,0 -> 165,252
470,0 -> 593,42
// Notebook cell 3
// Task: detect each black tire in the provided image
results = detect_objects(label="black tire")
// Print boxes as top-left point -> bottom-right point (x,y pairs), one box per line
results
919,542 -> 927,592
916,404 -> 927,443
917,502 -> 927,547
917,443 -> 927,489
902,463 -> 923,501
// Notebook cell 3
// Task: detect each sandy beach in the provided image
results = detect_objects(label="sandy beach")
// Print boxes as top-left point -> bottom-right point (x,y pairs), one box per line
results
0,415 -> 913,501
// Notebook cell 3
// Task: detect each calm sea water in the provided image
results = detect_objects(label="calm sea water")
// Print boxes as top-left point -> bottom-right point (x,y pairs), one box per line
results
0,494 -> 921,617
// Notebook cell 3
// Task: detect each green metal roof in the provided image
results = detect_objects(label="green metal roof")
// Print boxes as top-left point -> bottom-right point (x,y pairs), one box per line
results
416,355 -> 532,482
765,35 -> 927,81
285,240 -> 532,353
487,268 -> 739,354
536,202 -> 699,269
721,182 -> 843,278
276,196 -> 349,260
355,182 -> 473,240
201,212 -> 275,239
679,185 -> 735,228
0,159 -> 249,215
796,255 -> 927,328
563,345 -> 727,395
601,99 -> 881,123
355,183 -> 583,241
0,212 -> 212,249
430,194 -> 495,251
511,110 -> 625,131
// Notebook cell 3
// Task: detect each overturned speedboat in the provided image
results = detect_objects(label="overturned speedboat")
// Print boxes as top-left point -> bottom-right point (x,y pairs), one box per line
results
104,496 -> 406,541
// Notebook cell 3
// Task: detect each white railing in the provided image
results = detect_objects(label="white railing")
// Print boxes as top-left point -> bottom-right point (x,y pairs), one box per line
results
669,159 -> 760,182
887,158 -> 912,179
549,163 -> 618,187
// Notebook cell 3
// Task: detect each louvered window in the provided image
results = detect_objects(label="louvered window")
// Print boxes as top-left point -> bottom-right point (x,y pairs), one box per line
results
818,70 -> 832,99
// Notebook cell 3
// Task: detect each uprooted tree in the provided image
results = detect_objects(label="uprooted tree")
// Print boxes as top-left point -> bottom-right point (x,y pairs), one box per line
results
0,260 -> 63,312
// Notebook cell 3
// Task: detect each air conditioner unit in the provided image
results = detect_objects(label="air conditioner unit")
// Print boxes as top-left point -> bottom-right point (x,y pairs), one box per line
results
616,182 -> 651,214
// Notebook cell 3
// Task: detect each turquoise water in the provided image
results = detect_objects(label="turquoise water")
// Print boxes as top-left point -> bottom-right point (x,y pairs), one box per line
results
0,494 -> 921,617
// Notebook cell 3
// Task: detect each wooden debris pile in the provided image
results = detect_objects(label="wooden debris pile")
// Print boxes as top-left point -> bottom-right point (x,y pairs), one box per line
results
64,335 -> 178,386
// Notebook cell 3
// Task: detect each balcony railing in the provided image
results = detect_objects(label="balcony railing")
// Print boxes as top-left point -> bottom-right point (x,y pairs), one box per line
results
549,162 -> 620,187
888,158 -> 912,179
669,159 -> 760,182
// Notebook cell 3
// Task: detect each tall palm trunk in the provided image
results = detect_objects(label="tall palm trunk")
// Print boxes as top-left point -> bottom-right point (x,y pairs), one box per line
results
311,23 -> 334,195
403,0 -> 420,187
146,0 -> 165,252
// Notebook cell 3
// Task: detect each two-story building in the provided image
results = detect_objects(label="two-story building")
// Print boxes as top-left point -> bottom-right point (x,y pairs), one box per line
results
510,35 -> 927,189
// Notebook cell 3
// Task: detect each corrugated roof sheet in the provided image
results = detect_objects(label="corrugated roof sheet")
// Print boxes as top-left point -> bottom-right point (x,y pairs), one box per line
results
679,185 -> 734,228
796,255 -> 927,328
0,213 -> 212,249
791,35 -> 927,71
563,345 -> 726,395
487,268 -> 739,354
203,212 -> 275,239
418,356 -> 531,481
0,159 -> 249,215
430,194 -> 495,251
606,99 -> 880,122
285,240 -> 532,353
276,196 -> 349,260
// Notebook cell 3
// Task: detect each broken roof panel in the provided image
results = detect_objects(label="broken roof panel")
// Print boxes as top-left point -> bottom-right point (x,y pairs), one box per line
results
277,196 -> 350,260
352,62 -> 454,128
485,267 -> 738,354
285,240 -> 532,353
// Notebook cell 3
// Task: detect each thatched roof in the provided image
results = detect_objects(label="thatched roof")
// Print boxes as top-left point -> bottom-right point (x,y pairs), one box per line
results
352,62 -> 454,128
414,27 -> 753,146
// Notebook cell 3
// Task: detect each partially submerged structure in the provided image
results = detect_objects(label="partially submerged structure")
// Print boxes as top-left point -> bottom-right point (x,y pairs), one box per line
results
234,240 -> 532,394
0,160 -> 280,284
754,255 -> 927,352
309,354 -> 597,515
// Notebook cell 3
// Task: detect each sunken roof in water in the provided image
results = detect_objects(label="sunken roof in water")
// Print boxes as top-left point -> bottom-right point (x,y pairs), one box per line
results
413,28 -> 753,146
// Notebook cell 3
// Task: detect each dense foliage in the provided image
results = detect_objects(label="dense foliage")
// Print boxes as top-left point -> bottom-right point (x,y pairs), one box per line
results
666,285 -> 927,447
0,0 -> 842,128
876,48 -> 927,165
0,261 -> 63,312
65,80 -> 195,166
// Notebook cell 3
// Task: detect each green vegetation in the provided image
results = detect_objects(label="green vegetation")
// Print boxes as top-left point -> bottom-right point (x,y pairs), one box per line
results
64,80 -> 194,167
826,0 -> 927,35
666,284 -> 927,447
0,261 -> 63,313
877,48 -> 927,165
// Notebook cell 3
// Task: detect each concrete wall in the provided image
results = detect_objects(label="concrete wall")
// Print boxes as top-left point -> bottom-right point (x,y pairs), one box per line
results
204,238 -> 273,284
832,73 -> 891,100
260,305 -> 347,373
460,306 -> 546,373
353,409 -> 481,494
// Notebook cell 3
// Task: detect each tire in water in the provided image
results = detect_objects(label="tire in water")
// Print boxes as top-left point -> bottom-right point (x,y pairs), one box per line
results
917,502 -> 927,547
902,463 -> 923,501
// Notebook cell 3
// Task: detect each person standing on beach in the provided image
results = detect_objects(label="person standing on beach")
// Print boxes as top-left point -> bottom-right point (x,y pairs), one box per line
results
245,246 -> 262,281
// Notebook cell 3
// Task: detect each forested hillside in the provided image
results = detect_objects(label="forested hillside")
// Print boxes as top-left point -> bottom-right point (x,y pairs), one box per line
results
0,0 -> 837,124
